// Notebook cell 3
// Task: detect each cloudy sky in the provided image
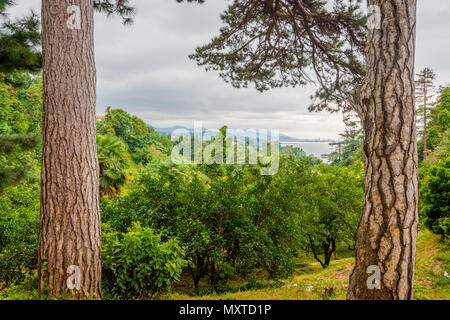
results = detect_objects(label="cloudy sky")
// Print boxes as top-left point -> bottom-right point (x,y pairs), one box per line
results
9,0 -> 450,139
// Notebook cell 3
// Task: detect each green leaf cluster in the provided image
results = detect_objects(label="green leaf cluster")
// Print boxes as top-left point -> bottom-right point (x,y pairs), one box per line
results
101,222 -> 185,299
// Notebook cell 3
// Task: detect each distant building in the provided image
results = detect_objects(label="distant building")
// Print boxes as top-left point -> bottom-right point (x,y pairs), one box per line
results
96,115 -> 105,121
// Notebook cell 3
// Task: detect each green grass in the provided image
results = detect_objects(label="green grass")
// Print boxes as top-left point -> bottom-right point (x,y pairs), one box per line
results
414,229 -> 450,300
162,229 -> 449,300
162,257 -> 353,300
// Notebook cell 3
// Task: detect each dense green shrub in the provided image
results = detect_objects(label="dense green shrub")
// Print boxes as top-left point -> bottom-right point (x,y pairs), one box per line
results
100,163 -> 190,234
97,134 -> 132,197
101,223 -> 185,299
420,157 -> 450,237
0,183 -> 40,287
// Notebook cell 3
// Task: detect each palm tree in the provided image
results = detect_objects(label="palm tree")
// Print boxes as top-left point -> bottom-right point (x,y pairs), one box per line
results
96,134 -> 131,198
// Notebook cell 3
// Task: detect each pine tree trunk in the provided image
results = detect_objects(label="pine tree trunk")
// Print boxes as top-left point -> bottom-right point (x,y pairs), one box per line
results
39,0 -> 101,298
347,0 -> 418,300
423,90 -> 427,158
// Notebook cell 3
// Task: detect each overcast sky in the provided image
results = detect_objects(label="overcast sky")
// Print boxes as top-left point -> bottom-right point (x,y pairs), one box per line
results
9,0 -> 450,139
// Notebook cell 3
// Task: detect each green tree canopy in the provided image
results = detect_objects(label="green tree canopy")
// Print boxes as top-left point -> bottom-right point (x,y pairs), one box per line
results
97,107 -> 173,165
298,164 -> 364,268
0,0 -> 41,74
420,157 -> 450,238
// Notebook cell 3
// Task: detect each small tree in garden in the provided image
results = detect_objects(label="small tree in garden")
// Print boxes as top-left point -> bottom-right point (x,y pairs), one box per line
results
416,68 -> 437,159
299,165 -> 364,268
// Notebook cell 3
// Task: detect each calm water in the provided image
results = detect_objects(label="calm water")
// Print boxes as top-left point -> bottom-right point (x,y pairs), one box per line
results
281,141 -> 334,159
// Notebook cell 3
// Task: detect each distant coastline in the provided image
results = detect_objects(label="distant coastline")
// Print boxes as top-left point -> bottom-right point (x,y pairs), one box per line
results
280,139 -> 336,143
154,126 -> 337,144
281,141 -> 334,160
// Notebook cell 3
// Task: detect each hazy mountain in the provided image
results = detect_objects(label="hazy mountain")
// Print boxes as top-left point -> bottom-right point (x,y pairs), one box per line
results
153,126 -> 333,142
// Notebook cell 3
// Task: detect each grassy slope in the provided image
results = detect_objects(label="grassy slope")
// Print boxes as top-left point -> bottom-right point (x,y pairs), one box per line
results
162,229 -> 449,300
414,229 -> 450,299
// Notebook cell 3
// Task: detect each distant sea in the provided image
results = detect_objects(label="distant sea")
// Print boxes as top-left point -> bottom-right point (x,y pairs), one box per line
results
281,141 -> 334,160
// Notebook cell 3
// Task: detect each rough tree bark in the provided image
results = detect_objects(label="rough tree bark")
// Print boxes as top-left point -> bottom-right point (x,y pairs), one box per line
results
347,0 -> 418,300
39,0 -> 102,298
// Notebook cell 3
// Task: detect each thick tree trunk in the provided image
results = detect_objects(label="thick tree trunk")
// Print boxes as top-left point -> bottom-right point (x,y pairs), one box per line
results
347,0 -> 418,300
39,0 -> 101,298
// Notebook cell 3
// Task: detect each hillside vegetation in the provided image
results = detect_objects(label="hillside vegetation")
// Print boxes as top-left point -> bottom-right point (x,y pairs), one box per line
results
1,73 -> 448,300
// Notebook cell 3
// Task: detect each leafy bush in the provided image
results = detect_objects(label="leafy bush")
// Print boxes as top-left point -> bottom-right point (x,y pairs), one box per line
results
0,183 -> 40,288
100,164 -> 189,234
97,134 -> 132,198
420,157 -> 450,237
101,223 -> 185,299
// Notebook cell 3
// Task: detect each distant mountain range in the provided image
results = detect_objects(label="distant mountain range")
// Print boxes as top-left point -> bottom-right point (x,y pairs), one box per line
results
154,126 -> 335,143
